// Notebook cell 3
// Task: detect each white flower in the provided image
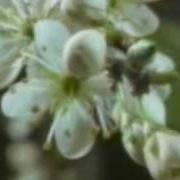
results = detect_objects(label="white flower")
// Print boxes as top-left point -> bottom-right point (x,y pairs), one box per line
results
60,0 -> 108,23
2,29 -> 112,159
0,0 -> 62,89
113,77 -> 164,166
117,52 -> 175,125
111,0 -> 159,37
144,130 -> 180,180
114,77 -> 166,126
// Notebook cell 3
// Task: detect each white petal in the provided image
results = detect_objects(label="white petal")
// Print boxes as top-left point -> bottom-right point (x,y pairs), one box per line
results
83,71 -> 112,96
30,0 -> 60,18
1,79 -> 53,122
0,38 -> 25,64
122,121 -> 147,165
150,85 -> 172,101
54,100 -> 97,159
0,38 -> 28,89
141,90 -> 166,125
120,77 -> 142,117
113,3 -> 159,37
26,60 -> 45,79
144,131 -> 180,180
119,77 -> 166,125
0,58 -> 23,89
0,37 -> 28,89
60,0 -> 107,21
112,93 -> 132,132
145,52 -> 175,73
63,29 -> 106,77
34,20 -> 70,72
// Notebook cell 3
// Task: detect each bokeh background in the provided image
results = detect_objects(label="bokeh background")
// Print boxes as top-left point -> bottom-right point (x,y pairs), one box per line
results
0,1 -> 180,180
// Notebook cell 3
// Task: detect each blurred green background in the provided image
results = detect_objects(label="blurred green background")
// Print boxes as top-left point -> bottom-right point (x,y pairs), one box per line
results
153,1 -> 180,131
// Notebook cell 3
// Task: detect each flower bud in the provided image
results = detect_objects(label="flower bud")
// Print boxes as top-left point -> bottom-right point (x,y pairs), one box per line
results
127,40 -> 156,62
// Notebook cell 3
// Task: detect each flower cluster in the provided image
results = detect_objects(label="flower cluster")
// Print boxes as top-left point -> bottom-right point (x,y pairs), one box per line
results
0,0 -> 180,179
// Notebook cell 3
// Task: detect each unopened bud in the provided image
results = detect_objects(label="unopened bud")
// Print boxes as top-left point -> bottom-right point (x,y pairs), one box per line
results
127,40 -> 156,62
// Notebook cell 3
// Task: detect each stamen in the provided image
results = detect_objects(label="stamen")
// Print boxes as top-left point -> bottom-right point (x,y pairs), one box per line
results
43,116 -> 60,150
96,100 -> 111,138
22,52 -> 60,74
0,22 -> 19,32
12,0 -> 30,20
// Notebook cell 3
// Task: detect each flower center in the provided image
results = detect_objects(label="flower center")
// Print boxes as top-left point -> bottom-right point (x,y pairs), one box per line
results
61,76 -> 81,97
52,76 -> 82,110
21,20 -> 34,39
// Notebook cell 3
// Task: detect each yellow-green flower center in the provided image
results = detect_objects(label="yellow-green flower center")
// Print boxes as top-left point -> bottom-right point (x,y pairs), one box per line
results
61,76 -> 81,97
51,75 -> 82,111
21,20 -> 35,39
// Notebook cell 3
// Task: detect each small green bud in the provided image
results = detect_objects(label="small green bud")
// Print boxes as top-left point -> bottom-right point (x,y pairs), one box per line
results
127,40 -> 156,62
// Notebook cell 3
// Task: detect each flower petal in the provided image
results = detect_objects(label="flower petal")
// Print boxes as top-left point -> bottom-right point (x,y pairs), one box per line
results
34,20 -> 70,72
141,90 -> 166,125
30,0 -> 60,18
1,79 -> 53,123
117,78 -> 166,125
119,77 -> 142,117
145,52 -> 175,73
0,58 -> 23,89
0,38 -> 25,64
63,29 -> 106,78
150,85 -> 172,101
54,100 -> 98,159
83,71 -> 112,96
144,131 -> 180,180
60,0 -> 107,22
0,37 -> 28,89
122,121 -> 147,166
113,3 -> 159,37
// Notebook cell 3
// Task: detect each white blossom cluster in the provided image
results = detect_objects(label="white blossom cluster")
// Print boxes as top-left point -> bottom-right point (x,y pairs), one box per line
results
0,0 -> 179,180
